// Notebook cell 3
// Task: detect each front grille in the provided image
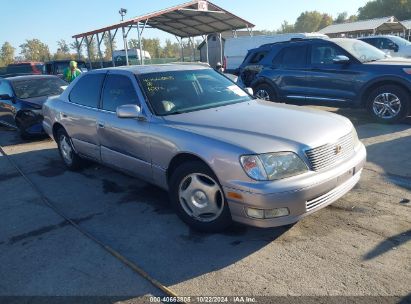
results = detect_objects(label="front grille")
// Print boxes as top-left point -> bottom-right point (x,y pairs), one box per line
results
305,132 -> 355,171
306,170 -> 361,212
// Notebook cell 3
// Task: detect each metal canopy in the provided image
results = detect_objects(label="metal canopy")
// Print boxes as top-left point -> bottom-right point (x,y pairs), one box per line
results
72,0 -> 254,39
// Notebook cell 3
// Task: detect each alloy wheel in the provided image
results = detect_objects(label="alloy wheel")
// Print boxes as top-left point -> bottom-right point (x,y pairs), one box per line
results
372,92 -> 402,119
59,134 -> 73,166
255,89 -> 271,101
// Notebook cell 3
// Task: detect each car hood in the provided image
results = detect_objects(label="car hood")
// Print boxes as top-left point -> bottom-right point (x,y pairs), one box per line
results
365,57 -> 411,66
162,100 -> 353,154
21,95 -> 58,108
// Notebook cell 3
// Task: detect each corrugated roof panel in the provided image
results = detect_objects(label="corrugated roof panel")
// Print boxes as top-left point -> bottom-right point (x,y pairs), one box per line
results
402,20 -> 411,29
319,16 -> 398,34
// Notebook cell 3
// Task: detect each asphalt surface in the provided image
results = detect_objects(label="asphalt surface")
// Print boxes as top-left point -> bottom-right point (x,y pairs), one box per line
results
0,107 -> 410,303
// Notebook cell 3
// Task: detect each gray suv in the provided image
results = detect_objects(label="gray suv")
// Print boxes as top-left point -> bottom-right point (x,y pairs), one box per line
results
42,64 -> 366,232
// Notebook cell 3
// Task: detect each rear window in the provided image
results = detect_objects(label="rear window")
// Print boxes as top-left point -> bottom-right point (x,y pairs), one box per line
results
11,77 -> 67,99
69,74 -> 105,108
274,45 -> 307,67
7,64 -> 43,75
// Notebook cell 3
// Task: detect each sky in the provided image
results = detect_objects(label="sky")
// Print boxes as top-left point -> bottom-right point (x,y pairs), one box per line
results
0,0 -> 369,54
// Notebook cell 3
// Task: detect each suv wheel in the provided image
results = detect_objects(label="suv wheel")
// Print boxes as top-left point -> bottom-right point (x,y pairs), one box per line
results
367,85 -> 410,123
169,161 -> 232,232
254,84 -> 276,101
56,128 -> 83,170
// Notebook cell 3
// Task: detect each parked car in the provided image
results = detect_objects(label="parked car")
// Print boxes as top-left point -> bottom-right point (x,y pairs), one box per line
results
224,33 -> 328,74
358,35 -> 411,58
237,38 -> 411,123
6,62 -> 44,76
0,75 -> 67,138
42,64 -> 366,232
44,60 -> 88,78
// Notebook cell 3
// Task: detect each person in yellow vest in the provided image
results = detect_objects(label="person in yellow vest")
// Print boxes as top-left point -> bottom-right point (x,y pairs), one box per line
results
63,61 -> 81,83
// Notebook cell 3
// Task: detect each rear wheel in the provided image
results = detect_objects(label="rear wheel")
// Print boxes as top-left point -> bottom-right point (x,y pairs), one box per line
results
169,161 -> 232,232
366,85 -> 410,123
56,128 -> 83,170
254,84 -> 277,101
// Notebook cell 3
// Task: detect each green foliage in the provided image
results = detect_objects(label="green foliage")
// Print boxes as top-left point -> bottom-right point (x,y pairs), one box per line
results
358,0 -> 411,20
294,11 -> 333,32
103,34 -> 116,60
54,39 -> 72,60
19,39 -> 50,62
0,42 -> 15,66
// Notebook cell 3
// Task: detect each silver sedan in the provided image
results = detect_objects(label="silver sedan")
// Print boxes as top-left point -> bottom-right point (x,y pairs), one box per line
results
42,64 -> 366,232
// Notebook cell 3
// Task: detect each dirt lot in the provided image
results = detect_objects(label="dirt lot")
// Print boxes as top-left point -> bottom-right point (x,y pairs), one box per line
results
0,106 -> 410,303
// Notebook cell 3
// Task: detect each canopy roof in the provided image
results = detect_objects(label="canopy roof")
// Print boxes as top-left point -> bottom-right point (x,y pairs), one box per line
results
73,0 -> 255,39
319,16 -> 406,35
402,19 -> 411,30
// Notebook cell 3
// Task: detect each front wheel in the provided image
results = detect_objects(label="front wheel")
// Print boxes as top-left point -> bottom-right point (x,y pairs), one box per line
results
254,84 -> 277,101
366,85 -> 410,123
169,161 -> 232,232
56,128 -> 83,170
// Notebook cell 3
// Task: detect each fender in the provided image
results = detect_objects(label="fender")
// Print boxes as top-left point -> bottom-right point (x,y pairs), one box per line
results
358,75 -> 411,106
250,76 -> 281,98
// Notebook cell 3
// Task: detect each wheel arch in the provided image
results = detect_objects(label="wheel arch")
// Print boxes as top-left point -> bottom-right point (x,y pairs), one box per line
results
52,122 -> 65,141
250,77 -> 280,98
166,152 -> 216,185
360,77 -> 411,107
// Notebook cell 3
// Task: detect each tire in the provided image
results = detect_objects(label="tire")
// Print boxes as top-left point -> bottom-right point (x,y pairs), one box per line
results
169,161 -> 232,232
254,83 -> 277,102
366,85 -> 410,124
56,128 -> 83,170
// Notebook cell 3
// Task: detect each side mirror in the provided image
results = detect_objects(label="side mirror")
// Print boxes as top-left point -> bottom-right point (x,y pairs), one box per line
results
333,55 -> 350,64
0,94 -> 14,101
116,104 -> 144,120
245,87 -> 254,95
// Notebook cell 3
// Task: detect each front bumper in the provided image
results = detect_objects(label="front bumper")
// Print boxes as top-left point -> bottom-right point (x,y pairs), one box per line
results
225,143 -> 366,228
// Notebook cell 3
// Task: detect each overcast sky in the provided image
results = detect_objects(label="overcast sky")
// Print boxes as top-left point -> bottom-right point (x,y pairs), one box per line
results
0,0 -> 369,53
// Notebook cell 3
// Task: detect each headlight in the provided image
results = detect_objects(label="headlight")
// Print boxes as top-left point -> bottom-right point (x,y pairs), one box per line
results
240,152 -> 308,181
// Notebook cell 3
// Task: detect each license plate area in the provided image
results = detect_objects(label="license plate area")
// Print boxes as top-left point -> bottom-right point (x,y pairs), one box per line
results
337,167 -> 355,185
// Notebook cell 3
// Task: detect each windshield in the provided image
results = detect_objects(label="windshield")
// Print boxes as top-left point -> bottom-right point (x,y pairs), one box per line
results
387,36 -> 411,46
12,77 -> 67,99
138,69 -> 253,116
333,39 -> 387,62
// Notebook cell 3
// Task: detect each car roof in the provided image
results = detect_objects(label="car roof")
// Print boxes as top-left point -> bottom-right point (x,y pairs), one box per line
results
358,35 -> 398,39
8,62 -> 43,65
5,75 -> 61,82
89,63 -> 211,75
45,59 -> 86,63
253,38 -> 330,50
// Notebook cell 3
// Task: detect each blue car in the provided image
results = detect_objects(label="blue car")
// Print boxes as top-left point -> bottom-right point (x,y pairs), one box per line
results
0,75 -> 67,138
238,38 -> 411,123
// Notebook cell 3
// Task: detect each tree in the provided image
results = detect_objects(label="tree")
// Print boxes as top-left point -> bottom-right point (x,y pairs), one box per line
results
319,14 -> 333,29
294,11 -> 326,32
19,39 -> 50,61
162,39 -> 179,58
103,34 -> 116,60
276,20 -> 295,33
358,0 -> 411,20
128,39 -> 139,49
54,39 -> 71,60
0,42 -> 15,65
335,12 -> 349,24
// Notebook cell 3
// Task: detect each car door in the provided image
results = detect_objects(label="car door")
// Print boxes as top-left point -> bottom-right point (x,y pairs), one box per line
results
0,79 -> 17,128
97,71 -> 152,181
305,42 -> 360,104
62,72 -> 106,161
271,44 -> 309,101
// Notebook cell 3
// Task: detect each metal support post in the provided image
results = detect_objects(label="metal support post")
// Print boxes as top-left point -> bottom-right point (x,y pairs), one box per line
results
85,35 -> 93,70
205,34 -> 209,64
96,32 -> 104,68
108,31 -> 115,67
219,33 -> 223,66
137,22 -> 144,65
121,27 -> 129,66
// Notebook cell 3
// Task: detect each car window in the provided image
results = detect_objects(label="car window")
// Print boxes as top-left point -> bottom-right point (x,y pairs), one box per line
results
69,74 -> 105,108
0,80 -> 13,96
361,38 -> 378,47
311,44 -> 345,65
102,74 -> 139,112
380,38 -> 396,50
249,51 -> 268,64
138,69 -> 252,116
275,45 -> 307,68
11,77 -> 67,99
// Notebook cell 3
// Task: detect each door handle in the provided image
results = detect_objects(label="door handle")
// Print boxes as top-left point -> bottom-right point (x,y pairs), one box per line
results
98,122 -> 105,128
61,113 -> 67,118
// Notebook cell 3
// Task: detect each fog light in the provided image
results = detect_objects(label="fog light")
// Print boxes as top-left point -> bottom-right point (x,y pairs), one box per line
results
264,208 -> 289,218
246,208 -> 264,219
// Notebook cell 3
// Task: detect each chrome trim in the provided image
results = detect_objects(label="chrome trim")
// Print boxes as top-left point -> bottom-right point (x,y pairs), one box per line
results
306,96 -> 348,102
0,121 -> 18,129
